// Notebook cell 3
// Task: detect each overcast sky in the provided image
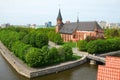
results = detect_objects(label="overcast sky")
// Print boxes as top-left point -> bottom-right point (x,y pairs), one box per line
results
0,0 -> 120,25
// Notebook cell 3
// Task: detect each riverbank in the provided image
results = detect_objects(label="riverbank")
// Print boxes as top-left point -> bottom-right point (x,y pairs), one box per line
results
0,41 -> 87,78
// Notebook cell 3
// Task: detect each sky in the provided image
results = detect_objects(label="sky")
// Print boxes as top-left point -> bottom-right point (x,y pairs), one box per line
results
0,0 -> 120,25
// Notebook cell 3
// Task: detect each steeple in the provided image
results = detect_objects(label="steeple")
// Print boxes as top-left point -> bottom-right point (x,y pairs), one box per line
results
57,9 -> 62,21
77,12 -> 79,23
56,9 -> 63,33
77,16 -> 79,23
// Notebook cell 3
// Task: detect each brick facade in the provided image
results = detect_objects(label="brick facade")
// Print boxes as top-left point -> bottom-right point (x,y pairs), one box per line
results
59,29 -> 104,42
97,56 -> 120,80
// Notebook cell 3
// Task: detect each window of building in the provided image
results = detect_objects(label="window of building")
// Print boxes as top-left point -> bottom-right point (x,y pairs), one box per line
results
73,35 -> 76,38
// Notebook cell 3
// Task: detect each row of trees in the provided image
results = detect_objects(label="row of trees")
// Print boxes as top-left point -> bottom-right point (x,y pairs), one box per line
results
77,38 -> 120,54
22,31 -> 48,48
35,28 -> 63,45
26,45 -> 73,67
104,29 -> 120,38
0,27 -> 74,67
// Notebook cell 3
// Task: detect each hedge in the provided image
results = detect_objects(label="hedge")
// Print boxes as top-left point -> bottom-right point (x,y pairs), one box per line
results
86,38 -> 120,54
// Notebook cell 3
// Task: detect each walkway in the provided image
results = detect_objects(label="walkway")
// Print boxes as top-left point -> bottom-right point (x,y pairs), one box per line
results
49,41 -> 105,63
72,48 -> 105,63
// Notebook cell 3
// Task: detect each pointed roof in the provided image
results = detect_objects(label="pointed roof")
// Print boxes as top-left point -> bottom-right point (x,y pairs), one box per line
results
57,9 -> 62,20
77,17 -> 79,23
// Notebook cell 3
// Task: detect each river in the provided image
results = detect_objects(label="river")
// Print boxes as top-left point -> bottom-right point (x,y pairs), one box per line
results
0,53 -> 98,80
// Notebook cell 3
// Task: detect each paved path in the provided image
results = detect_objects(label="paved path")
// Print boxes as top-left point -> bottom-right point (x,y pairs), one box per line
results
48,41 -> 61,48
72,48 -> 105,63
48,41 -> 105,63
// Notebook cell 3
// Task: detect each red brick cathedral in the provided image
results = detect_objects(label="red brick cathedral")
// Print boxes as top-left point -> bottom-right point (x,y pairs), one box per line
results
56,9 -> 104,42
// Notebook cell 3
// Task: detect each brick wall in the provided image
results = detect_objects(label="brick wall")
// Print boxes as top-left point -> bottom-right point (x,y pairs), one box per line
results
97,56 -> 120,80
61,30 -> 104,42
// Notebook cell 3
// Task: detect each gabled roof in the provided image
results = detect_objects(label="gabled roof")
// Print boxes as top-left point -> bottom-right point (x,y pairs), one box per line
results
59,21 -> 102,34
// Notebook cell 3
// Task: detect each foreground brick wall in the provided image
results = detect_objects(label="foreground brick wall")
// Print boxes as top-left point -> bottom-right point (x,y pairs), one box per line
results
97,56 -> 120,80
106,56 -> 120,68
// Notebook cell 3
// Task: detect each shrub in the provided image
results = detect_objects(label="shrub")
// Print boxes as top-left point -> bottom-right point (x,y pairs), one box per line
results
77,40 -> 87,51
86,38 -> 120,54
26,48 -> 43,67
12,41 -> 32,61
35,33 -> 48,48
63,45 -> 73,60
48,47 -> 59,63
87,39 -> 106,54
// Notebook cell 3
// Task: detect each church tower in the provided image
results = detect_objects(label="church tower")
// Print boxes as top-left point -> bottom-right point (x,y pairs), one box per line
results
56,9 -> 64,33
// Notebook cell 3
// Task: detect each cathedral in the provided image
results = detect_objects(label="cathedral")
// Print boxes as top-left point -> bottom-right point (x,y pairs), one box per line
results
56,9 -> 104,42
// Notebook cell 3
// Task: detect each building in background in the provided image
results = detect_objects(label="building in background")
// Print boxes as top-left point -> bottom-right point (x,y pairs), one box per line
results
0,23 -> 10,28
56,9 -> 104,42
98,21 -> 108,29
108,23 -> 120,28
45,21 -> 52,27
99,21 -> 120,29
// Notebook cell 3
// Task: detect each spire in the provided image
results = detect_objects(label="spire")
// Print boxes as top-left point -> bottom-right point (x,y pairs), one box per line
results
77,16 -> 79,23
57,9 -> 62,21
77,12 -> 79,23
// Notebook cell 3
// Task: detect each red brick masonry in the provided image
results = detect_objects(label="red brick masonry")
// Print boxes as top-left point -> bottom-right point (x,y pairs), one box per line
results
97,56 -> 120,80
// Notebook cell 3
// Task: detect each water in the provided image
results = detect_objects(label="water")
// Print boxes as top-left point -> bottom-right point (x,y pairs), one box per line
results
0,54 -> 98,80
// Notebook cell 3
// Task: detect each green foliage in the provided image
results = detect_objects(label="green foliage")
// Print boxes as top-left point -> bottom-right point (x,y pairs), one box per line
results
62,45 -> 73,60
77,40 -> 87,51
26,48 -> 43,67
86,38 -> 120,54
22,34 -> 31,44
36,28 -> 63,45
12,41 -> 32,62
22,31 -> 48,48
63,42 -> 76,48
49,47 -> 59,63
86,39 -> 106,54
48,31 -> 63,45
0,29 -> 23,49
35,33 -> 48,48
57,47 -> 65,62
0,27 -> 77,68
104,29 -> 120,38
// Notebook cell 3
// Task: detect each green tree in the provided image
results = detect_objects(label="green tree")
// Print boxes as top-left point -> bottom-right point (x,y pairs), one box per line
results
63,45 -> 73,60
49,47 -> 59,63
77,40 -> 87,51
35,33 -> 48,48
26,48 -> 43,67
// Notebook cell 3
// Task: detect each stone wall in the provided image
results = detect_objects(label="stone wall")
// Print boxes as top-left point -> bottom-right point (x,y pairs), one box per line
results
0,41 -> 87,78
30,56 -> 87,78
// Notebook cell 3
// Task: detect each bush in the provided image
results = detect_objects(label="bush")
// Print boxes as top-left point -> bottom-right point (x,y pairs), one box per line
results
86,38 -> 120,54
57,47 -> 65,62
12,41 -> 32,62
63,45 -> 73,60
35,33 -> 48,48
104,29 -> 120,38
0,27 -> 77,68
87,39 -> 106,54
77,40 -> 87,51
48,47 -> 59,63
48,31 -> 63,45
26,48 -> 43,67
